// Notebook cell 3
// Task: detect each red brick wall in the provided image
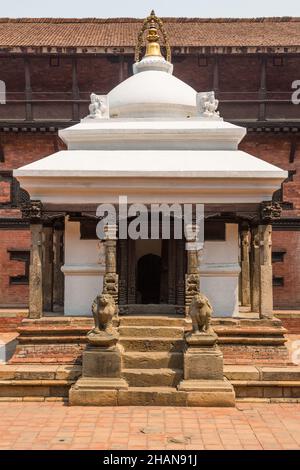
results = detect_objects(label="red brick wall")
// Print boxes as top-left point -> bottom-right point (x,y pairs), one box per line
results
266,57 -> 300,93
0,57 -> 25,96
240,133 -> 300,216
0,132 -> 65,307
0,230 -> 31,306
0,132 -> 66,171
219,56 -> 261,93
272,231 -> 300,309
77,57 -> 120,95
174,55 -> 213,91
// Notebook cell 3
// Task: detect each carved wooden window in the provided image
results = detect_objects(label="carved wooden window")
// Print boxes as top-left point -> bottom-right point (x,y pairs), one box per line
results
8,250 -> 30,285
198,56 -> 208,67
273,57 -> 284,67
49,56 -> 60,67
204,221 -> 226,241
273,276 -> 284,287
272,250 -> 286,263
0,144 -> 4,162
80,220 -> 98,240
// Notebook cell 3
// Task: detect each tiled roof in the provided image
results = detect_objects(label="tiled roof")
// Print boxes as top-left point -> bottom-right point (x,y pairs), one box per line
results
0,17 -> 299,48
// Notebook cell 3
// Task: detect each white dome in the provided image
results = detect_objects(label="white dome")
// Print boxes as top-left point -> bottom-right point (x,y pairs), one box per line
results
108,70 -> 197,119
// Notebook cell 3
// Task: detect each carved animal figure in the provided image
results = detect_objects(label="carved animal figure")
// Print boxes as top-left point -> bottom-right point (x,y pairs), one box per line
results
196,91 -> 220,118
188,293 -> 213,333
91,293 -> 116,334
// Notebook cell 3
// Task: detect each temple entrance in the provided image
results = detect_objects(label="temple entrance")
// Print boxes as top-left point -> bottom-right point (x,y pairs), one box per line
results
117,231 -> 186,314
137,253 -> 161,304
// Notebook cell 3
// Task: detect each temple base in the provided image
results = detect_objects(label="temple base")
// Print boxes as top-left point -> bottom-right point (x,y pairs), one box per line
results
178,378 -> 235,407
69,377 -> 128,406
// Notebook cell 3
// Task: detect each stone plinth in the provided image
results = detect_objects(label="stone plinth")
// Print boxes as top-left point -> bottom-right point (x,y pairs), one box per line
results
69,340 -> 128,405
178,379 -> 235,407
83,345 -> 122,378
183,331 -> 223,381
69,377 -> 128,406
179,330 -> 235,406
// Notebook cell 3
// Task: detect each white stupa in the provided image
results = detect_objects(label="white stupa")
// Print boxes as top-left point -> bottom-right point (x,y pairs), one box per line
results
14,12 -> 287,317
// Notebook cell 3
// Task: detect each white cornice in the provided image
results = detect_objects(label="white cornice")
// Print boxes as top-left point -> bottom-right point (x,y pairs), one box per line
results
61,264 -> 105,275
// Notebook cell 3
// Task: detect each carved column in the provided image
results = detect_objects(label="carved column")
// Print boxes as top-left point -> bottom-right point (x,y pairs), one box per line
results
257,202 -> 282,319
185,224 -> 201,310
52,222 -> 64,312
21,201 -> 44,319
258,224 -> 273,319
250,226 -> 260,313
102,224 -> 119,303
42,225 -> 53,312
240,224 -> 251,307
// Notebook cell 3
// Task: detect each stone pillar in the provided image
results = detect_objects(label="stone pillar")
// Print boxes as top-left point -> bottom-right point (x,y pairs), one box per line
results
250,226 -> 260,313
259,224 -> 273,319
52,223 -> 64,312
185,224 -> 201,311
102,224 -> 119,303
240,225 -> 251,307
21,200 -> 44,319
29,223 -> 43,319
42,226 -> 53,312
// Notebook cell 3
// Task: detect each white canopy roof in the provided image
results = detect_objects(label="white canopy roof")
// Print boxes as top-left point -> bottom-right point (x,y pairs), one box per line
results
15,149 -> 287,205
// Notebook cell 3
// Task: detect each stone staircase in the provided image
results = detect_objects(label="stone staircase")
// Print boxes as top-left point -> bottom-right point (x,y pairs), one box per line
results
119,315 -> 186,389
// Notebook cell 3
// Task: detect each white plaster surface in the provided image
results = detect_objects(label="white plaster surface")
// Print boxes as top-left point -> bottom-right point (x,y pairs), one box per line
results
63,219 -> 103,316
200,224 -> 240,316
108,70 -> 197,118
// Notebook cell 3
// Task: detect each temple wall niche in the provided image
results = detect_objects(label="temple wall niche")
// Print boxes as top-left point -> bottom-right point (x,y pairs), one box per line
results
200,224 -> 240,317
63,218 -> 104,315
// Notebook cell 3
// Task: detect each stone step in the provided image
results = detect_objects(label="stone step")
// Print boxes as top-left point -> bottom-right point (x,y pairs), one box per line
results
119,315 -> 186,327
120,337 -> 184,352
0,333 -> 18,363
122,368 -> 183,387
119,326 -> 184,338
123,351 -> 183,369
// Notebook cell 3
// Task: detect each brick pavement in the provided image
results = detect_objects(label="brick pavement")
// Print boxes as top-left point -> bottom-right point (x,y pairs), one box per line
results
0,402 -> 299,450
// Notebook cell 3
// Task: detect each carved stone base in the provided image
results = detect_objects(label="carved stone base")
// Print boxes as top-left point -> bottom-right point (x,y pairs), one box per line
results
69,377 -> 128,406
87,330 -> 119,348
82,345 -> 122,379
184,332 -> 224,381
178,379 -> 235,407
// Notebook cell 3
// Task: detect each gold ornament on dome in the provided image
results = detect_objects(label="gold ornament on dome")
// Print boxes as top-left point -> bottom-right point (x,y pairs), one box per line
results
134,10 -> 171,63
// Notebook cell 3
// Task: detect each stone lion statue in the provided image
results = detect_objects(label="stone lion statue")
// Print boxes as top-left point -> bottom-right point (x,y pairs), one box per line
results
90,293 -> 117,335
188,293 -> 213,333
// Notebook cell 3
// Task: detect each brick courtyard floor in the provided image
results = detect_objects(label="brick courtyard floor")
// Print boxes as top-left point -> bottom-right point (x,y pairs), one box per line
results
0,402 -> 299,450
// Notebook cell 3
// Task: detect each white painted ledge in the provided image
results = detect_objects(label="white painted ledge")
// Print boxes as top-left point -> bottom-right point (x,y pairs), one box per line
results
199,263 -> 241,277
61,264 -> 105,276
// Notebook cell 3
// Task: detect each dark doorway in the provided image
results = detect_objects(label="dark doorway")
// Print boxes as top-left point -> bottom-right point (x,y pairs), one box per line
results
137,254 -> 161,304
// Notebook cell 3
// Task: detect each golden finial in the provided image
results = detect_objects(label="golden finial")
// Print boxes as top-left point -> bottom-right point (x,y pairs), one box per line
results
135,10 -> 171,63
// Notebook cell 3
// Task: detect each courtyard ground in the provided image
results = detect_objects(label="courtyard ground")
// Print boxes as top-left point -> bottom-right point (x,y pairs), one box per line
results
0,402 -> 299,450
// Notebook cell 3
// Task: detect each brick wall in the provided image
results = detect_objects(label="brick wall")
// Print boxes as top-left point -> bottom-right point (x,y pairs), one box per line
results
0,131 -> 66,171
0,230 -> 31,306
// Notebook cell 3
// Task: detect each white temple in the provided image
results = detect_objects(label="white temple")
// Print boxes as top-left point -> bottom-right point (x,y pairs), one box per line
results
14,12 -> 287,320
